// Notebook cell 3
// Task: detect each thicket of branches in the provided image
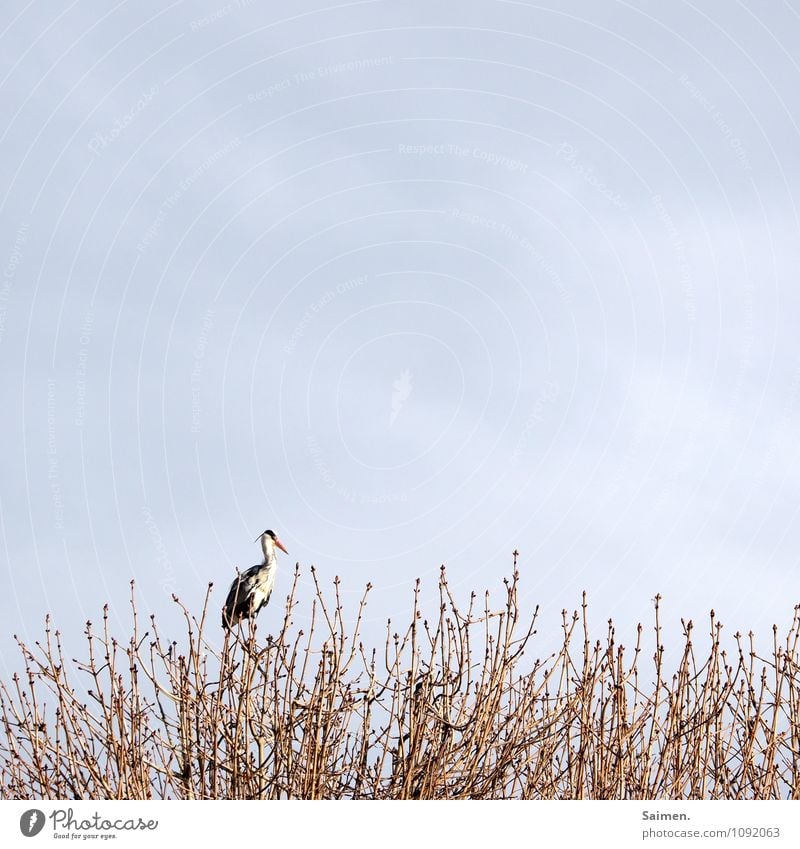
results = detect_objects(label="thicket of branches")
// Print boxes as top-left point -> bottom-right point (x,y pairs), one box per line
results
2,562 -> 799,799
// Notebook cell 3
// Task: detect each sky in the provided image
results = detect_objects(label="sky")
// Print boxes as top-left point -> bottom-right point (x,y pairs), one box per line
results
1,0 -> 799,670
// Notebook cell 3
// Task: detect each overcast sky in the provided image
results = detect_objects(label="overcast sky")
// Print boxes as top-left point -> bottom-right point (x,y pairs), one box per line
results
1,1 -> 799,668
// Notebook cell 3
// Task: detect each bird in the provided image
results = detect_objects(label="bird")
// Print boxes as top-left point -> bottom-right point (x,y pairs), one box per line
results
222,529 -> 289,629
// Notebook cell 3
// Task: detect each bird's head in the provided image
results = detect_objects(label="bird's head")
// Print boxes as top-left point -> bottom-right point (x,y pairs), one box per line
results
255,528 -> 289,554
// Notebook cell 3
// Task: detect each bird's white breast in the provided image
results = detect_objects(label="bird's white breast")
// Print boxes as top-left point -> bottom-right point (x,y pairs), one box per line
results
251,566 -> 276,603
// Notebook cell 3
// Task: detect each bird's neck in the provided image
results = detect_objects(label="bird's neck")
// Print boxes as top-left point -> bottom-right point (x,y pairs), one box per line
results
261,538 -> 278,567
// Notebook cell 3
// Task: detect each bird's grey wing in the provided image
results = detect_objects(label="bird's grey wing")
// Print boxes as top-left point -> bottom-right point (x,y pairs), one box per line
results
222,565 -> 260,624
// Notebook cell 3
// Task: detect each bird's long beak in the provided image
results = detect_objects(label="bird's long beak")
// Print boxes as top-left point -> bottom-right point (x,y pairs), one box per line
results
274,537 -> 289,555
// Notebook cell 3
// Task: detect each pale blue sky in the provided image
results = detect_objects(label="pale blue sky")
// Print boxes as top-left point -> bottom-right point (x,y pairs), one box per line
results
1,1 -> 799,667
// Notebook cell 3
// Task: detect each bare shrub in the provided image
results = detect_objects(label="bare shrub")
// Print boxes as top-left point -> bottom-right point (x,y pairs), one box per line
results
2,563 -> 799,799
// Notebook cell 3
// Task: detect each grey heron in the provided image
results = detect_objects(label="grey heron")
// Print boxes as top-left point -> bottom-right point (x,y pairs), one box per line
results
222,529 -> 289,629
